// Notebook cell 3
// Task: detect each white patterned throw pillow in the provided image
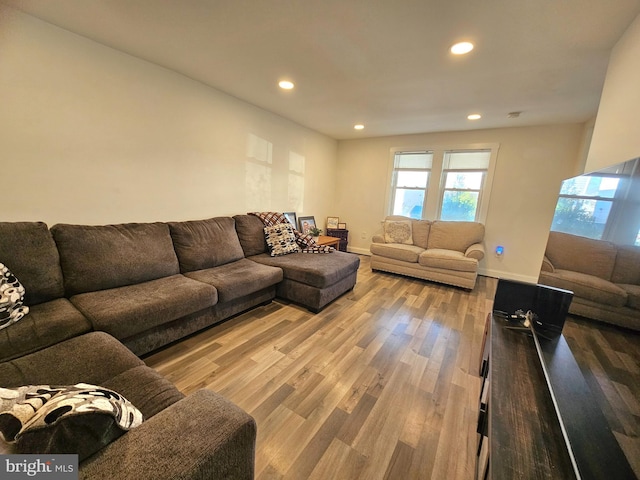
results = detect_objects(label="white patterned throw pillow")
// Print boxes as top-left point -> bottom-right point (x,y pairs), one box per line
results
0,263 -> 29,331
383,220 -> 413,245
264,224 -> 301,256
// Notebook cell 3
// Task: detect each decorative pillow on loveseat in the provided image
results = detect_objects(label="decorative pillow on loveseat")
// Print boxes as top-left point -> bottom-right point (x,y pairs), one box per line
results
0,383 -> 143,461
264,224 -> 300,257
383,220 -> 413,245
0,263 -> 29,331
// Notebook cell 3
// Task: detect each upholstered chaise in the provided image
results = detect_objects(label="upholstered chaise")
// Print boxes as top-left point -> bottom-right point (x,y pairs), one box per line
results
234,214 -> 360,312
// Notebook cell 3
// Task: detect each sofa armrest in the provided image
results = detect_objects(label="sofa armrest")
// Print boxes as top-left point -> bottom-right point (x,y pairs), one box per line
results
465,243 -> 485,261
80,389 -> 256,480
371,234 -> 385,244
541,255 -> 555,273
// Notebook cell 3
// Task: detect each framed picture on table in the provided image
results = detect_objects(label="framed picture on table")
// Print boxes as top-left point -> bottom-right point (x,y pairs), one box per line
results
298,216 -> 316,235
327,217 -> 339,229
283,212 -> 297,227
337,223 -> 347,229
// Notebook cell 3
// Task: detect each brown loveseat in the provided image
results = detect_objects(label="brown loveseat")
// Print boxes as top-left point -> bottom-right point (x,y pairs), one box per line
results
538,231 -> 640,331
0,215 -> 359,477
369,216 -> 485,289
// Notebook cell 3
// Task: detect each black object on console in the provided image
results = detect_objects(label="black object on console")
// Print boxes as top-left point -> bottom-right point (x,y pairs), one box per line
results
493,278 -> 573,338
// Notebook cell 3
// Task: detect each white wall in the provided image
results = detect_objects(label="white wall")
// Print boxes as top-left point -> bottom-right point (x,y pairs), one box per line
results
587,13 -> 640,172
0,6 -> 337,225
336,124 -> 583,282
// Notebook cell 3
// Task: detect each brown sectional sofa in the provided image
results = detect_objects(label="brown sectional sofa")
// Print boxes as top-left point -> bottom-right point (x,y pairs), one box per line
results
0,215 -> 360,478
370,216 -> 485,289
0,332 -> 256,479
539,231 -> 640,331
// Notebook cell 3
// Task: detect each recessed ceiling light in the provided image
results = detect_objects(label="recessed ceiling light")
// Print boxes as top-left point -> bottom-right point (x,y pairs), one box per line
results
354,124 -> 365,130
467,114 -> 482,120
278,80 -> 294,90
451,42 -> 474,55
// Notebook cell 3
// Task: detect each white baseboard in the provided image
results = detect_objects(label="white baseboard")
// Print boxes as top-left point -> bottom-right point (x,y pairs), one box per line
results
479,268 -> 539,284
353,250 -> 539,284
348,247 -> 372,255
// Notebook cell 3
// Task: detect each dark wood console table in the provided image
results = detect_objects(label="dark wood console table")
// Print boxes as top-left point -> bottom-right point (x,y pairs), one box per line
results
477,313 -> 636,480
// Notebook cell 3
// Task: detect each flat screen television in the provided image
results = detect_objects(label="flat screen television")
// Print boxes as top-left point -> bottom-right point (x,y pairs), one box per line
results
493,279 -> 573,339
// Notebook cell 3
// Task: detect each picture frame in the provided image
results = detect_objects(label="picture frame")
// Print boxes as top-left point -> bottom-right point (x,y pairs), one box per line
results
338,222 -> 347,229
327,216 -> 339,229
298,216 -> 316,235
283,212 -> 297,227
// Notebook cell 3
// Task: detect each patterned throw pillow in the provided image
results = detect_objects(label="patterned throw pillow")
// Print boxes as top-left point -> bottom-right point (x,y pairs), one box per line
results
0,384 -> 143,461
0,263 -> 29,331
383,220 -> 413,245
264,224 -> 301,257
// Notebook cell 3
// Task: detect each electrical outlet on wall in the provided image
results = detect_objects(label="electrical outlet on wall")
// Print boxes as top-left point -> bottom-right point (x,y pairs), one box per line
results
361,231 -> 367,240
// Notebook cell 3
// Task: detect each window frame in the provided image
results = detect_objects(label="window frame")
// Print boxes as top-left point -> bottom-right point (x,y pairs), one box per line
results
387,144 -> 499,223
388,150 -> 433,220
551,172 -> 626,241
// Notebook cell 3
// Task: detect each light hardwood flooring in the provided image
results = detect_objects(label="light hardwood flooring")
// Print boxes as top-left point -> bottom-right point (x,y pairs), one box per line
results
144,256 -> 640,479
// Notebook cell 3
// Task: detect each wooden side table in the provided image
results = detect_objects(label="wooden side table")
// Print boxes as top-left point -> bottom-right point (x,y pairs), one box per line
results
315,235 -> 340,249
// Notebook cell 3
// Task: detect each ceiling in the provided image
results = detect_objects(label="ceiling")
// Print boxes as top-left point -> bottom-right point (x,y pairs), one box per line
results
3,0 -> 640,140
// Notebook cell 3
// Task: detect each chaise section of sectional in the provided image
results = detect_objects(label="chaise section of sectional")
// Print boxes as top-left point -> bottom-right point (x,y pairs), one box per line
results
0,221 -> 92,362
233,214 -> 360,312
51,222 -> 219,356
168,217 -> 283,320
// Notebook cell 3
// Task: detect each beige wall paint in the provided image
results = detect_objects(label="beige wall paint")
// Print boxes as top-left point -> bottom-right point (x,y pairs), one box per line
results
336,124 -> 583,282
0,7 -> 337,226
587,13 -> 640,172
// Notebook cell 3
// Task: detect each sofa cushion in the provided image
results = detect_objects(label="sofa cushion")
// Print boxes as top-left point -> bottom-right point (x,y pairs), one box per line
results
418,249 -> 478,272
52,222 -> 180,296
185,258 -> 282,303
169,217 -> 245,272
249,251 -> 360,289
370,243 -> 423,263
233,214 -> 268,257
70,275 -> 217,340
0,332 -> 143,387
618,284 -> 640,309
427,221 -> 485,253
539,270 -> 627,308
545,231 -> 617,280
383,220 -> 413,244
0,222 -> 65,305
0,298 -> 92,363
411,220 -> 431,249
0,332 -> 184,421
611,245 -> 640,285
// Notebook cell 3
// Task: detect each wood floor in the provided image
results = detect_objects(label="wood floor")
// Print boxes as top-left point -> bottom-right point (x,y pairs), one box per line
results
144,256 -> 640,479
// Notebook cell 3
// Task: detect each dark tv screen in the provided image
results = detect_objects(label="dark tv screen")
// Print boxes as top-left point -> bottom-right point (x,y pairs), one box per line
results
493,279 -> 573,338
532,284 -> 573,338
493,279 -> 537,316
